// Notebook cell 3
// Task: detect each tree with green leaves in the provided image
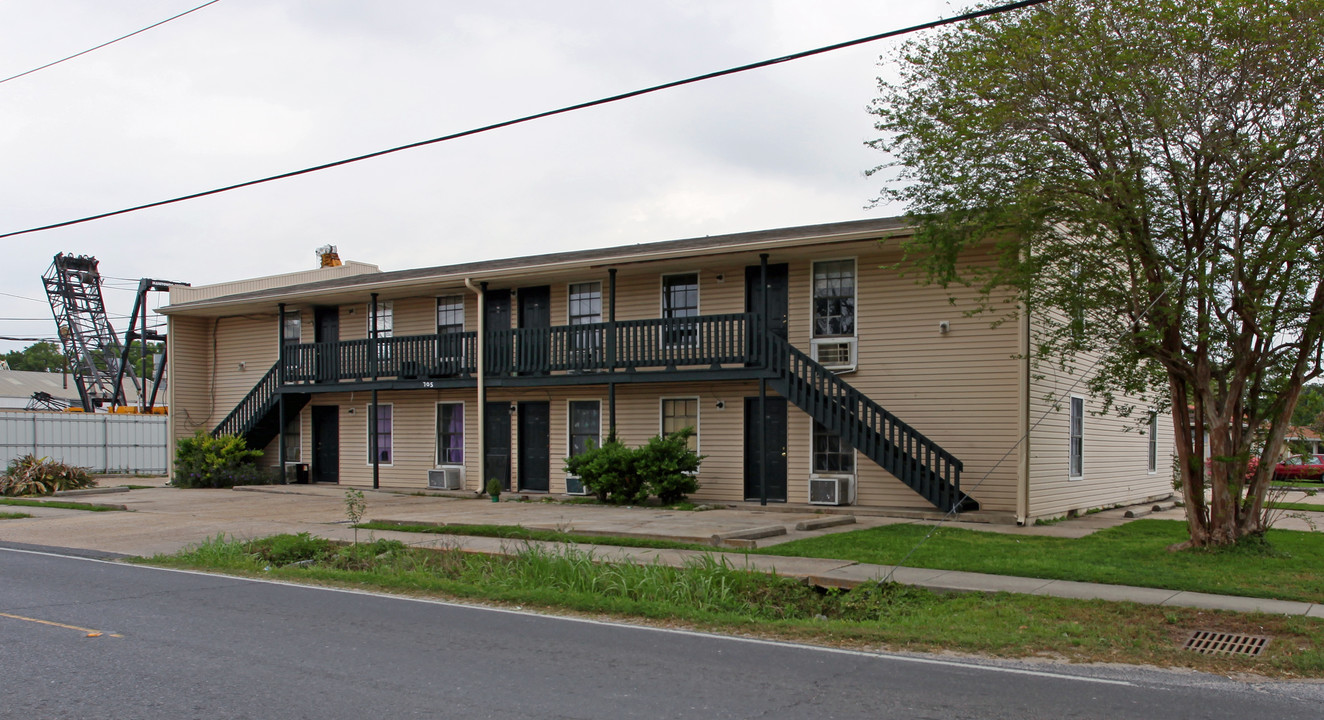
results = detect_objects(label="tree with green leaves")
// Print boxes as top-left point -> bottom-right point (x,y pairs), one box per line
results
2,342 -> 66,372
870,0 -> 1324,547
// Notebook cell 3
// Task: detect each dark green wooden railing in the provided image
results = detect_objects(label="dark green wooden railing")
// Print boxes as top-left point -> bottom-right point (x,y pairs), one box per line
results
279,314 -> 756,383
213,362 -> 279,438
764,333 -> 973,513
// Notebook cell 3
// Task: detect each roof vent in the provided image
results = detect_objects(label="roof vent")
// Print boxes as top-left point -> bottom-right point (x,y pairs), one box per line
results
315,245 -> 342,268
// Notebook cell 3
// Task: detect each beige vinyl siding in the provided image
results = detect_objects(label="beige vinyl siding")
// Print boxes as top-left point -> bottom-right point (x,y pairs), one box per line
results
166,315 -> 215,476
165,230 -> 1040,510
210,314 -> 279,428
785,241 -> 1023,512
1026,312 -> 1174,519
612,382 -> 748,503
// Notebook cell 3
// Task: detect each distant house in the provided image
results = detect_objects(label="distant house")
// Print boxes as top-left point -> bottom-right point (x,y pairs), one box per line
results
161,218 -> 1173,523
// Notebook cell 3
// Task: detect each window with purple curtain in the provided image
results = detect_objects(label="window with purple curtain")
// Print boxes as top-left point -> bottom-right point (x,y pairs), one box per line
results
374,404 -> 393,464
436,403 -> 464,465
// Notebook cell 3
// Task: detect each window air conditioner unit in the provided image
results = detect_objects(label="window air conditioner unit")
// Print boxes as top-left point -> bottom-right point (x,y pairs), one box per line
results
808,475 -> 852,506
565,475 -> 589,495
428,466 -> 465,491
811,339 -> 856,371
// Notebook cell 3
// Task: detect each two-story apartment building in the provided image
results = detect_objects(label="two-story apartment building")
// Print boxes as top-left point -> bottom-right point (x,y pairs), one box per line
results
162,217 -> 1174,523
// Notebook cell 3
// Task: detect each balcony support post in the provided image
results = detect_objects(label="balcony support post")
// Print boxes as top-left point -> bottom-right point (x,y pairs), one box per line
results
758,253 -> 768,506
277,303 -> 287,484
608,268 -> 617,432
371,293 -> 380,490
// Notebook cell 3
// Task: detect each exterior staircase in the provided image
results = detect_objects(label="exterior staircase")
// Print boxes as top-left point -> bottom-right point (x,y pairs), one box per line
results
213,363 -> 308,451
765,334 -> 976,513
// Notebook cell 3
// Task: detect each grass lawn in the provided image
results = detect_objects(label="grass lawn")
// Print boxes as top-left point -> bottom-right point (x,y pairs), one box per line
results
357,520 -> 713,551
0,511 -> 32,519
0,497 -> 123,512
1267,502 -> 1324,513
141,533 -> 1324,678
757,519 -> 1324,603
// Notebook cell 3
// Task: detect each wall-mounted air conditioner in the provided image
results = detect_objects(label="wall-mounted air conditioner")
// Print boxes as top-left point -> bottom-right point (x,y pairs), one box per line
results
811,338 -> 857,371
808,475 -> 852,506
565,475 -> 589,495
428,466 -> 465,490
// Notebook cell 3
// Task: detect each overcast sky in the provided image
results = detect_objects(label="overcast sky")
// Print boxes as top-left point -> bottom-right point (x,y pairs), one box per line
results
0,0 -> 962,354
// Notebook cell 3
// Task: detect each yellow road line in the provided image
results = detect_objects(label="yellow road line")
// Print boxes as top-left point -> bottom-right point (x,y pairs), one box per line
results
0,611 -> 123,638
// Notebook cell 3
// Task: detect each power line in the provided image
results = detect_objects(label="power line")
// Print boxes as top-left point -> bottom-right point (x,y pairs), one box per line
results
0,291 -> 47,304
0,0 -> 1055,241
0,0 -> 224,86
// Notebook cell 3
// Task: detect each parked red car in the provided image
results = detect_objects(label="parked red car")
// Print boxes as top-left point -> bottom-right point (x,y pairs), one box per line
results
1273,454 -> 1324,481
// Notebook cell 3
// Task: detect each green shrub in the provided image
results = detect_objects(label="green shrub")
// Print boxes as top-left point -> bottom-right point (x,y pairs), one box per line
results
565,430 -> 704,504
247,533 -> 333,566
330,538 -> 409,571
636,428 -> 703,503
564,433 -> 645,504
1,455 -> 96,496
173,431 -> 271,488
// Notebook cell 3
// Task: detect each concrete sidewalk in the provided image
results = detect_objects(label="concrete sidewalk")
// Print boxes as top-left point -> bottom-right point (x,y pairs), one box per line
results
2,481 -> 1321,619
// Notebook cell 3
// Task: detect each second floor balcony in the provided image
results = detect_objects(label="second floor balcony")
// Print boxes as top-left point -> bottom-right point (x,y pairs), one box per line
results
280,312 -> 763,387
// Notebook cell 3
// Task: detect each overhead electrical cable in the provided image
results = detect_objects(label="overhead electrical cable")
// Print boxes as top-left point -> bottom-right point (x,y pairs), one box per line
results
0,291 -> 47,303
0,0 -> 224,86
0,0 -> 1055,241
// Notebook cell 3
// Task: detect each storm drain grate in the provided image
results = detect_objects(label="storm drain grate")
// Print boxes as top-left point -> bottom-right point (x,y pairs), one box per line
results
1183,630 -> 1270,656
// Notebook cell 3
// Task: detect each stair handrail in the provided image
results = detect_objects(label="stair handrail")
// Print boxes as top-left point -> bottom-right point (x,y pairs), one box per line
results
764,332 -> 969,510
213,362 -> 279,437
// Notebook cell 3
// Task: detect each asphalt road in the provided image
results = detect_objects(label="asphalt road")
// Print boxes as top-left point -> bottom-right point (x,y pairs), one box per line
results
2,546 -> 1321,720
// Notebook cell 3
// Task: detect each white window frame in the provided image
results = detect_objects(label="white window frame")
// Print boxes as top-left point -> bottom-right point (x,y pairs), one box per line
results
567,281 -> 603,325
811,421 -> 855,476
282,413 -> 301,463
436,295 -> 465,335
282,310 -> 302,344
370,301 -> 394,360
369,301 -> 394,339
367,402 -> 394,467
810,257 -> 858,371
660,272 -> 700,347
435,401 -> 465,467
660,396 -> 701,462
1068,396 -> 1084,480
567,399 -> 603,458
1147,409 -> 1159,474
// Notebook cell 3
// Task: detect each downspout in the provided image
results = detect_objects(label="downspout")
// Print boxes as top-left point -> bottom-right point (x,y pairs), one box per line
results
465,277 -> 485,494
278,303 -> 287,485
608,268 -> 617,433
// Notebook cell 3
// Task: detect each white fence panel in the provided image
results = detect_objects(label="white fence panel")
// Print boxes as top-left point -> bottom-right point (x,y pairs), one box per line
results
0,411 -> 168,474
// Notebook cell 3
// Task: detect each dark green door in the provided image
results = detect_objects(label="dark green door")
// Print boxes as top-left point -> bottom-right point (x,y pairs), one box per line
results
311,405 -> 339,484
485,290 -> 511,375
313,307 -> 339,382
484,401 -> 511,491
744,396 -> 787,502
518,286 -> 551,375
517,401 -> 551,492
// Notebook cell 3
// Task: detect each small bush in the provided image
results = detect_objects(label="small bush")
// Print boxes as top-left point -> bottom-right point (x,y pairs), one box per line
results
1,455 -> 96,496
173,431 -> 271,488
247,533 -> 333,566
565,430 -> 704,505
565,433 -> 646,504
330,538 -> 409,571
636,428 -> 703,504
